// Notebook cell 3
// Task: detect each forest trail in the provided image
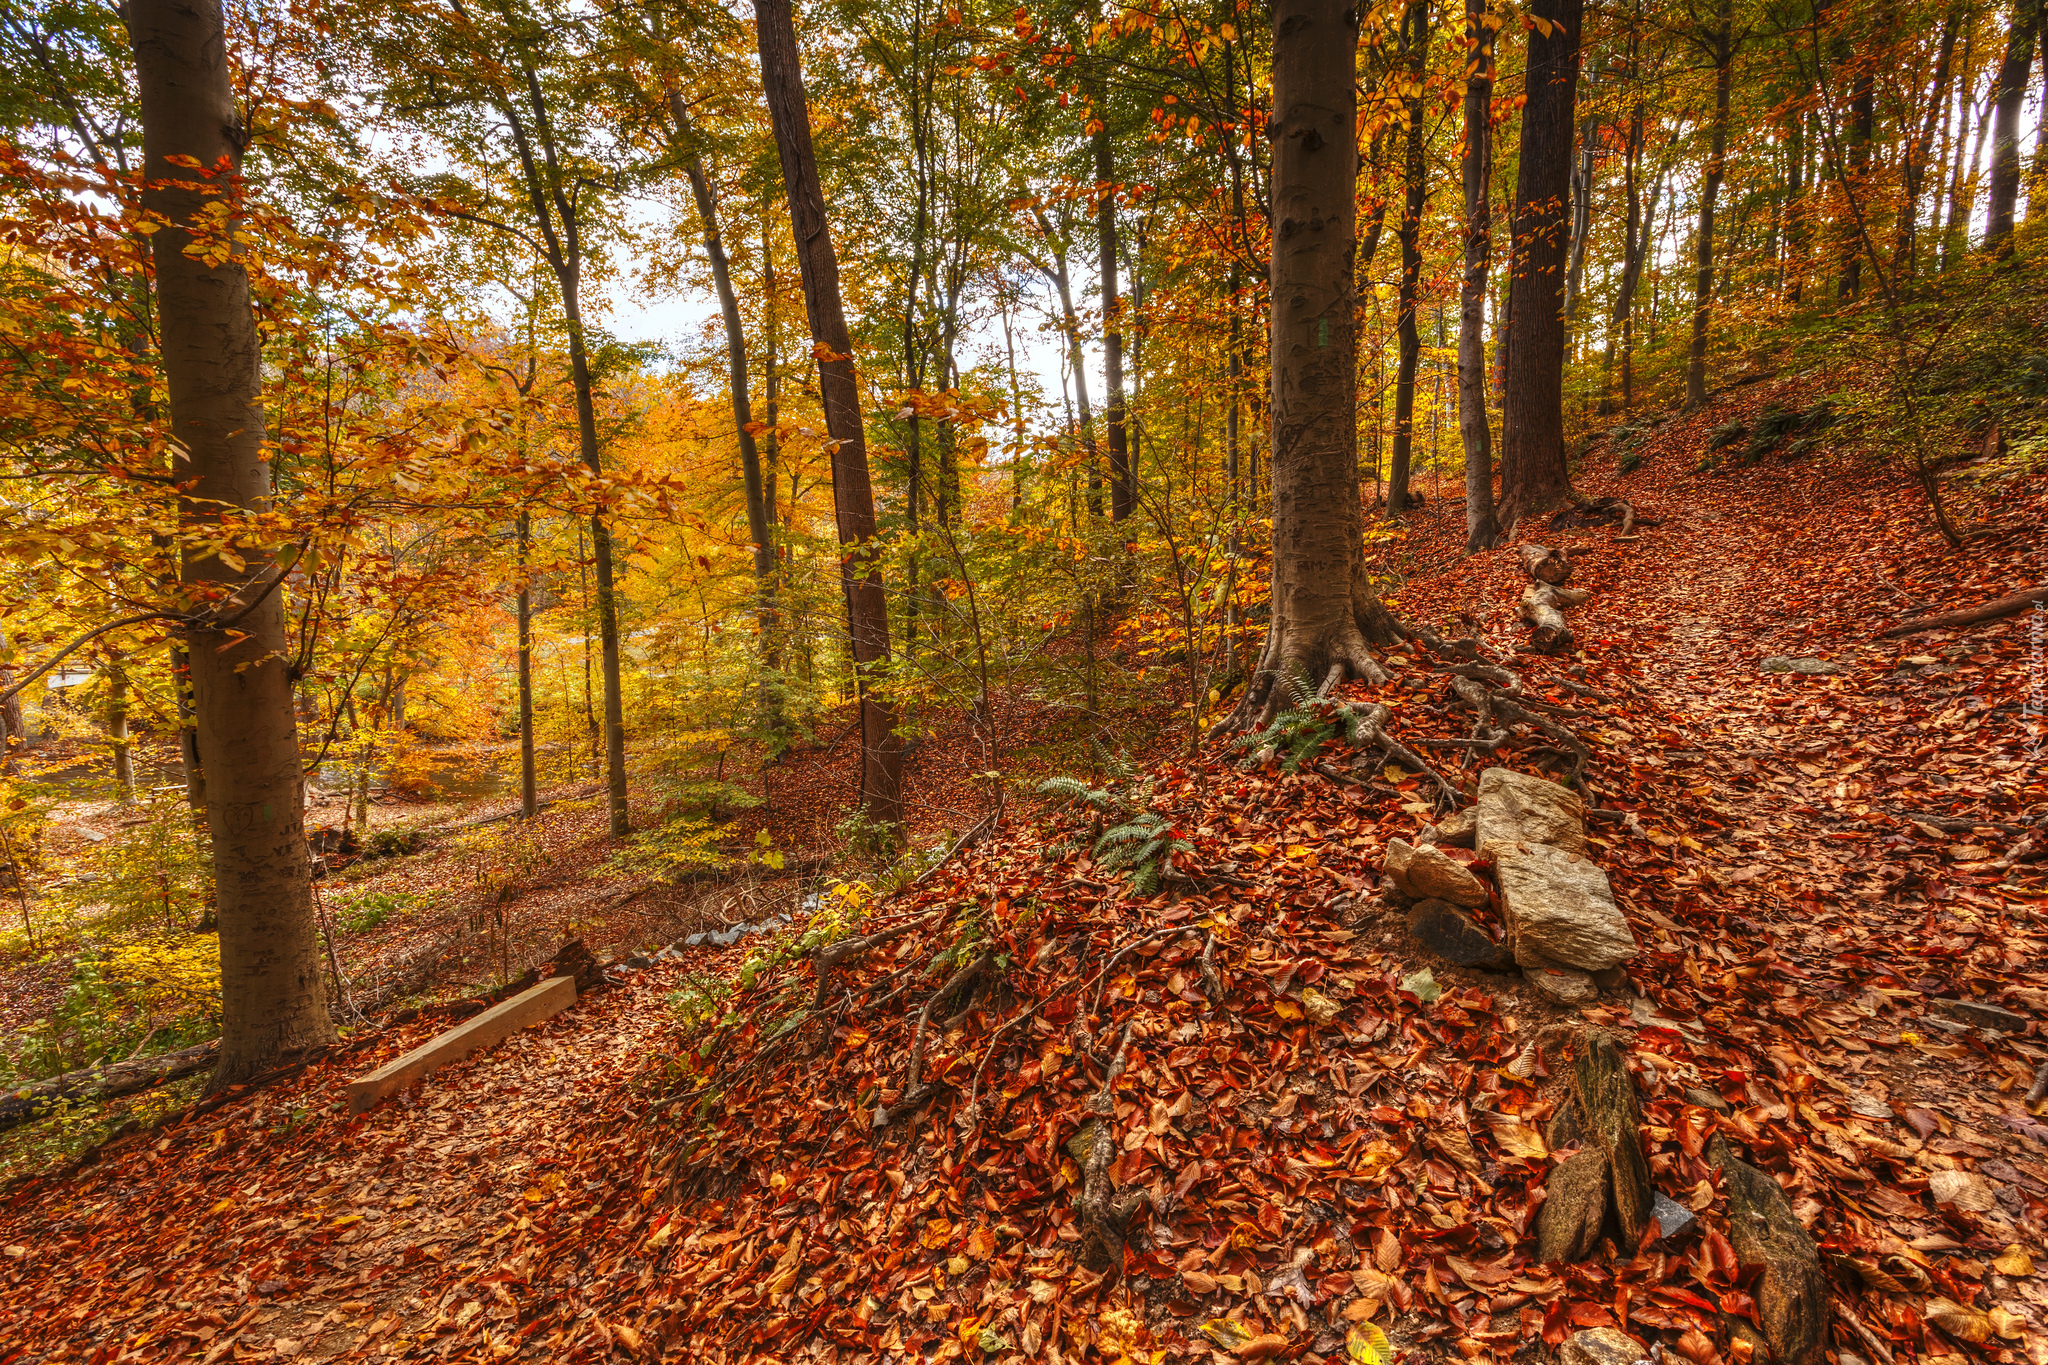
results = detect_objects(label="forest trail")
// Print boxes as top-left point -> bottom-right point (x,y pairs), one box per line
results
4,409 -> 2045,1364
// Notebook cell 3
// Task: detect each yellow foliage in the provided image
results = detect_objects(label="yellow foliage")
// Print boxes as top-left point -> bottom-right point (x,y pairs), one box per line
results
105,933 -> 221,1025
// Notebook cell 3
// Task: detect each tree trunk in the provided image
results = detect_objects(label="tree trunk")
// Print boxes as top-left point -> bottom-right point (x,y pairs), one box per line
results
1684,0 -> 1732,410
516,511 -> 538,820
1984,0 -> 2042,256
1095,130 -> 1133,523
1563,112 -> 1597,322
1461,0 -> 1504,551
1839,67 -> 1874,298
756,0 -> 904,832
1497,0 -> 1586,525
1898,10 -> 1962,277
129,0 -> 335,1088
1230,0 -> 1397,731
1033,206 -> 1101,518
1389,0 -> 1429,519
107,659 -> 134,802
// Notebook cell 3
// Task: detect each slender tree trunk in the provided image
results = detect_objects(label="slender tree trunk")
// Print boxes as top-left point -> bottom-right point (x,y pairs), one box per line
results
1389,0 -> 1429,519
1228,0 -> 1397,732
1563,112 -> 1597,322
105,658 -> 134,802
129,0 -> 334,1087
755,0 -> 904,832
1035,207 -> 1101,518
1497,0 -> 1586,524
1095,131 -> 1133,522
516,511 -> 538,820
1839,65 -> 1874,297
1684,0 -> 1732,411
1984,0 -> 2042,255
1461,0 -> 1504,551
1899,11 -> 1962,277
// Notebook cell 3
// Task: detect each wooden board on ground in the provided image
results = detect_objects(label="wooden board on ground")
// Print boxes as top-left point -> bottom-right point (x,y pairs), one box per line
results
348,975 -> 577,1113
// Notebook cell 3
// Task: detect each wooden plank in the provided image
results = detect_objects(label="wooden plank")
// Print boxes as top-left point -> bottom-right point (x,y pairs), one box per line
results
349,976 -> 576,1114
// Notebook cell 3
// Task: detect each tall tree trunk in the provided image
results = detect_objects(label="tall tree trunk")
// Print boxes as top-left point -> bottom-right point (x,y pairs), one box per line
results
1563,112 -> 1597,322
1497,0 -> 1586,524
129,0 -> 335,1087
1095,131 -> 1133,522
1839,65 -> 1874,297
497,58 -> 630,837
106,658 -> 135,802
1461,0 -> 1504,551
1228,0 -> 1397,732
1389,0 -> 1429,519
516,511 -> 538,820
1033,206 -> 1101,517
1684,0 -> 1732,411
1984,0 -> 2042,256
755,0 -> 904,832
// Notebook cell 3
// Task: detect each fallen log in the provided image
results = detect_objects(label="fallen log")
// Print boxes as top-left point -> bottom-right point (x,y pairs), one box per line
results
1878,583 -> 2047,637
0,1040 -> 218,1133
1520,583 -> 1578,653
1520,543 -> 1573,584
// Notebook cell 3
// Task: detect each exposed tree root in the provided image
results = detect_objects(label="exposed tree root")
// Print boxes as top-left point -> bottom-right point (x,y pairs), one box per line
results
874,950 -> 992,1127
1076,1026 -> 1150,1275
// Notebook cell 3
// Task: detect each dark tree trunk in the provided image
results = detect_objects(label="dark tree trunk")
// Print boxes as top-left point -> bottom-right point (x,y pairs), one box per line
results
1497,0 -> 1586,525
1984,0 -> 2042,256
1227,0 -> 1397,732
1389,0 -> 1429,518
1461,0 -> 1504,550
1898,11 -> 1962,277
129,0 -> 335,1088
1095,130 -> 1133,522
517,511 -> 537,820
1684,0 -> 1732,410
756,0 -> 904,832
1839,68 -> 1874,298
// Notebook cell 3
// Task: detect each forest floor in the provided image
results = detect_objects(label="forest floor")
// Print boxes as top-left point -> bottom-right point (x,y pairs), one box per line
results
2,379 -> 2045,1365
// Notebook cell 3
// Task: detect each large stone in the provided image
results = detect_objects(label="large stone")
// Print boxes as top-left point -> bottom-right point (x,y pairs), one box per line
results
1475,767 -> 1587,856
1384,839 -> 1488,908
1560,1329 -> 1650,1365
1420,807 -> 1477,849
1494,840 -> 1636,971
1710,1136 -> 1828,1365
1406,900 -> 1515,971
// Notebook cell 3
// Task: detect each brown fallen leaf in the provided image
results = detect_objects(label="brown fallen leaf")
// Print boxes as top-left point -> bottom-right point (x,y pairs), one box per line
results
1183,1270 -> 1218,1294
1923,1298 -> 1994,1344
1236,1333 -> 1291,1361
1927,1169 -> 1996,1213
1992,1244 -> 2033,1276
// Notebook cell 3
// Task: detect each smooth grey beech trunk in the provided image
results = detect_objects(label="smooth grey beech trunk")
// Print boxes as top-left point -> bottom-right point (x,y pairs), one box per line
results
129,0 -> 335,1087
1227,0 -> 1397,732
755,0 -> 904,831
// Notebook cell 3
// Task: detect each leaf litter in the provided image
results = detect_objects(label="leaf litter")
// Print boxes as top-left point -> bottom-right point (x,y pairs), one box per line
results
2,413 -> 2045,1364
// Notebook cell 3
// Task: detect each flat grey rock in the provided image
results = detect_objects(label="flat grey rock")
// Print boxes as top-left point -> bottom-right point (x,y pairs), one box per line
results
1421,807 -> 1477,849
1475,767 -> 1587,856
1522,951 -> 1597,1005
1384,838 -> 1488,907
1560,1327 -> 1649,1365
1759,656 -> 1842,675
1494,840 -> 1637,971
1943,998 -> 2030,1032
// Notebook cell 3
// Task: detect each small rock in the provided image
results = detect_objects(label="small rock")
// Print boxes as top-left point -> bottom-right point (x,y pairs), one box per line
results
1384,839 -> 1489,907
1421,807 -> 1477,849
1591,965 -> 1634,995
1759,656 -> 1842,675
1406,900 -> 1515,971
1494,840 -> 1637,970
1560,1327 -> 1649,1365
1944,999 -> 2030,1033
1684,1086 -> 1731,1114
1537,1147 -> 1611,1263
1650,1189 -> 1697,1240
1475,766 -> 1587,855
1398,967 -> 1442,1003
622,954 -> 654,971
1522,953 -> 1597,1005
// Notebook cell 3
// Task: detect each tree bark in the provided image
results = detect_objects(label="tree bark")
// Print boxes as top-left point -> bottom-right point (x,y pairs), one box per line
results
1684,0 -> 1732,410
1898,10 -> 1962,278
1497,0 -> 1586,526
129,0 -> 335,1088
1879,583 -> 2048,636
1984,0 -> 2042,256
1838,66 -> 1874,298
1095,130 -> 1133,523
1460,0 -> 1504,551
755,0 -> 904,832
516,511 -> 538,820
1229,0 -> 1396,731
1389,0 -> 1430,519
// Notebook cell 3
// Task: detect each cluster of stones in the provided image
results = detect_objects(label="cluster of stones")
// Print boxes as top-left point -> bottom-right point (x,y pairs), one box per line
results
1381,767 -> 1639,1006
